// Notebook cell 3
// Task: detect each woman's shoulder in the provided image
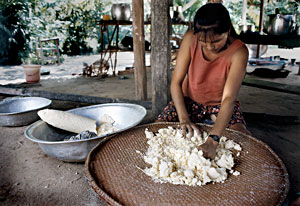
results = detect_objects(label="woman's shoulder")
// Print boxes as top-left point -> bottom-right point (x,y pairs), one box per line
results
228,37 -> 244,47
228,38 -> 248,56
184,30 -> 195,38
180,30 -> 196,49
230,39 -> 249,62
183,30 -> 196,43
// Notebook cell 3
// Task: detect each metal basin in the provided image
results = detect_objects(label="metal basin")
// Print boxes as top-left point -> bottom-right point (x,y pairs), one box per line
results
24,103 -> 147,162
0,97 -> 52,126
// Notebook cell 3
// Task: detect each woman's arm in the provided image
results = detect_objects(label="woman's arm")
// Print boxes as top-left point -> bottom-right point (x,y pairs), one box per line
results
171,30 -> 200,136
201,44 -> 249,159
210,44 -> 249,136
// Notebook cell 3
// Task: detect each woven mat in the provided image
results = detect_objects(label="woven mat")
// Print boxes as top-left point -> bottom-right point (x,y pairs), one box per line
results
85,123 -> 289,206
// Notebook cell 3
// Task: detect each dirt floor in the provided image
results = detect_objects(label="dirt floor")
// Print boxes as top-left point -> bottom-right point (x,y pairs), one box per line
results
0,48 -> 300,205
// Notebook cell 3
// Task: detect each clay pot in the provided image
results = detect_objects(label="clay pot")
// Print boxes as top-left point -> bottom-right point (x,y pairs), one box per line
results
22,65 -> 41,83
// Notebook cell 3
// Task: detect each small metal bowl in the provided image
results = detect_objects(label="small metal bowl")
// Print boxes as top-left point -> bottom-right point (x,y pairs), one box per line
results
24,103 -> 147,162
0,97 -> 52,126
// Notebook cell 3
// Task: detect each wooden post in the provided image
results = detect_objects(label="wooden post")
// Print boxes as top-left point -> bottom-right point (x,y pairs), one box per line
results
132,0 -> 147,100
241,0 -> 247,28
258,0 -> 265,34
256,0 -> 265,58
100,24 -> 104,59
55,38 -> 60,65
151,0 -> 172,116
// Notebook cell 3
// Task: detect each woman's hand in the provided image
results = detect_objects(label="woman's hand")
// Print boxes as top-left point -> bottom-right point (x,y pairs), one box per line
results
199,136 -> 218,160
179,121 -> 201,138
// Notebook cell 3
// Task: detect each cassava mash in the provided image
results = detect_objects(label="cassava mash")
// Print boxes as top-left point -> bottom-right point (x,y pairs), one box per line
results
65,114 -> 119,141
141,127 -> 242,186
96,114 -> 119,136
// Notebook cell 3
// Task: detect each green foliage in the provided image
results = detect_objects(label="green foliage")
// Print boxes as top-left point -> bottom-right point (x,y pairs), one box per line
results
30,0 -> 105,56
245,0 -> 300,27
264,0 -> 299,15
171,0 -> 204,36
0,0 -> 31,65
174,0 -> 204,22
59,5 -> 92,55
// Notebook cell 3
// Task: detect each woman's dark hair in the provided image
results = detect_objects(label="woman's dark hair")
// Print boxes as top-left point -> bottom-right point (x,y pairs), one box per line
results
194,3 -> 237,39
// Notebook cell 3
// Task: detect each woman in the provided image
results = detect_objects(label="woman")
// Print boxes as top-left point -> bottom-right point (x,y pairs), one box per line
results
157,3 -> 251,159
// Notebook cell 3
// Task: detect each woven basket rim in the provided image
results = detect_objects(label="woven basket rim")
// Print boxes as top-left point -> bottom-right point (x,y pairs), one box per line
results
85,122 -> 290,206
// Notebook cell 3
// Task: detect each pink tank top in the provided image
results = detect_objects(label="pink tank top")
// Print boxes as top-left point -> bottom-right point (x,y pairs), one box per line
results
182,35 -> 244,106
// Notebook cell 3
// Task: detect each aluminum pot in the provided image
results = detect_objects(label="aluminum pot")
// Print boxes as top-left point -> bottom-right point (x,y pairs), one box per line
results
111,3 -> 131,21
266,14 -> 296,35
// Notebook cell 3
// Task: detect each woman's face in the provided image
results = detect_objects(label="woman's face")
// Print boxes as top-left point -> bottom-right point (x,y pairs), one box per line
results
197,32 -> 229,53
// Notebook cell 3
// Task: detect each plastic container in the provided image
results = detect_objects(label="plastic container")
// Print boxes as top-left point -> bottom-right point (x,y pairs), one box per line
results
103,15 -> 111,20
22,65 -> 41,83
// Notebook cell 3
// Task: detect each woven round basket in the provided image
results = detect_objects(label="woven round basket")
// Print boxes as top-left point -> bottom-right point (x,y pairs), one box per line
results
85,123 -> 289,206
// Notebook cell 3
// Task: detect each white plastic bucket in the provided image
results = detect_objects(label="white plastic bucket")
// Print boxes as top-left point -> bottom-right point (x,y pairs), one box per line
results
22,65 -> 41,83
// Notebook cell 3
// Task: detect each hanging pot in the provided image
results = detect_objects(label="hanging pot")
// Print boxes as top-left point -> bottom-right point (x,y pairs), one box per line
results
111,4 -> 131,21
265,13 -> 296,35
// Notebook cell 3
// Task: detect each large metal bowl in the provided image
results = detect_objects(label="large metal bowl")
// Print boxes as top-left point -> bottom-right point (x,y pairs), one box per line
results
0,97 -> 52,126
24,103 -> 147,162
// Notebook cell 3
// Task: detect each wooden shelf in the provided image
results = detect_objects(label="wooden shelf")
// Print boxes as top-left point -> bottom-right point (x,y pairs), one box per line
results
97,20 -> 149,25
97,20 -> 192,26
100,48 -> 151,53
239,32 -> 300,48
